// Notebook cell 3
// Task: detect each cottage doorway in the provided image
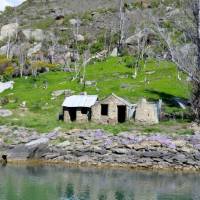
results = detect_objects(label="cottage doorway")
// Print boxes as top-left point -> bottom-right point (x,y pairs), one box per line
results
117,105 -> 126,123
69,108 -> 77,121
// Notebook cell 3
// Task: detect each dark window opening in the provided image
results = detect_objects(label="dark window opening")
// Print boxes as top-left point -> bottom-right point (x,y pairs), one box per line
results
101,104 -> 108,116
68,108 -> 77,121
81,108 -> 88,114
118,105 -> 126,123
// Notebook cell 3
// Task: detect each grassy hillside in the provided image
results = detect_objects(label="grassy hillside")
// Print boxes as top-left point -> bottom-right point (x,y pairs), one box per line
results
0,57 -> 190,134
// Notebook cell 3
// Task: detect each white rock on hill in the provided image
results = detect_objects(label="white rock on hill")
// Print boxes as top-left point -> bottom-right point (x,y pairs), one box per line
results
76,34 -> 85,42
0,81 -> 14,93
69,19 -> 81,26
0,109 -> 13,117
110,47 -> 118,57
0,23 -> 19,41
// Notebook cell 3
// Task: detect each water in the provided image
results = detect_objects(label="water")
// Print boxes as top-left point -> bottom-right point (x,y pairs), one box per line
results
0,165 -> 200,200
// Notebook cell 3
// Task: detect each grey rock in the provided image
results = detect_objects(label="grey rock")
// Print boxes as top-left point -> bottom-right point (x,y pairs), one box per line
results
7,145 -> 29,160
112,148 -> 129,154
27,43 -> 42,57
110,47 -> 118,57
0,109 -> 13,117
142,151 -> 162,158
0,23 -> 19,41
25,138 -> 49,150
22,29 -> 44,41
57,141 -> 71,148
173,154 -> 187,162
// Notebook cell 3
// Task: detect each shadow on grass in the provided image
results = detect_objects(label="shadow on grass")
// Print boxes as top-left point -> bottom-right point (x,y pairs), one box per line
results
145,89 -> 188,107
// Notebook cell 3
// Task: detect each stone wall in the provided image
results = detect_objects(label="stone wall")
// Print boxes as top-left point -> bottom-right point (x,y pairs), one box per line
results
135,99 -> 159,124
63,108 -> 89,123
76,110 -> 88,123
64,110 -> 71,122
92,95 -> 129,124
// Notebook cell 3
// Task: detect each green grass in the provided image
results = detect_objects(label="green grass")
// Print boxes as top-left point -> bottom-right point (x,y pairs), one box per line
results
0,57 -> 190,133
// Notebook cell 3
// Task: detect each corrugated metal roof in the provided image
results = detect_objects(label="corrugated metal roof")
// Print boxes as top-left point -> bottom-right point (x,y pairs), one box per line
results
62,95 -> 98,108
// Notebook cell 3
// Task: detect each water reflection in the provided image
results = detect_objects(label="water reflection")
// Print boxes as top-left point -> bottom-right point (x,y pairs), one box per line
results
0,165 -> 200,200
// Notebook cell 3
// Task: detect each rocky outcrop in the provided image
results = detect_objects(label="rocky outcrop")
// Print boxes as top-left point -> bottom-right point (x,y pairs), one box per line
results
0,23 -> 19,41
27,43 -> 42,57
22,29 -> 44,41
1,125 -> 200,170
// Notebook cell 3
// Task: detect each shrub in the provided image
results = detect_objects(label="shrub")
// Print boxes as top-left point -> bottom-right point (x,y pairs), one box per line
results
0,55 -> 15,78
32,61 -> 59,71
0,96 -> 9,106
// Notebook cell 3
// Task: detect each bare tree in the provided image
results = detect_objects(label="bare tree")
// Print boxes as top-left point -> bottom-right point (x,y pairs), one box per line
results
19,45 -> 26,77
71,18 -> 81,81
150,0 -> 200,121
117,0 -> 129,55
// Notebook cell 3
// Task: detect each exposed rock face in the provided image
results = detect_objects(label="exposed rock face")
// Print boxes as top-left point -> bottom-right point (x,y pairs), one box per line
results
1,126 -> 200,170
27,43 -> 42,57
22,29 -> 44,41
0,23 -> 19,41
125,28 -> 157,46
7,137 -> 49,160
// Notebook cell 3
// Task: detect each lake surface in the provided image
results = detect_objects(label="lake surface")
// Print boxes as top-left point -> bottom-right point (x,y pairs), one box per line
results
0,165 -> 200,200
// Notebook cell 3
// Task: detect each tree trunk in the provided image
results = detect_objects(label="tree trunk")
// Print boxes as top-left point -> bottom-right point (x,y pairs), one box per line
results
191,0 -> 200,122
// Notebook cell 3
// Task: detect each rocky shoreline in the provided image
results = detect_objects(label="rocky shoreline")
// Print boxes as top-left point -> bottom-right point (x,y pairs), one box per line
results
1,126 -> 200,171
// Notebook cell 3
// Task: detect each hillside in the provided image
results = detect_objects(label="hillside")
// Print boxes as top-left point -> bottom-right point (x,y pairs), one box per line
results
0,57 -> 190,133
0,0 -> 184,63
0,1 -> 193,134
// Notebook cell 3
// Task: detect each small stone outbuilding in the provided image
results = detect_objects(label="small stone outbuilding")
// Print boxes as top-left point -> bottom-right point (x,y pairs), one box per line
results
62,95 -> 98,123
92,93 -> 136,124
135,98 -> 162,124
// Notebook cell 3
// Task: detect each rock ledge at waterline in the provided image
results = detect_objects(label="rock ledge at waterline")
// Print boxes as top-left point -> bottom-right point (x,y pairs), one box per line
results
1,126 -> 200,171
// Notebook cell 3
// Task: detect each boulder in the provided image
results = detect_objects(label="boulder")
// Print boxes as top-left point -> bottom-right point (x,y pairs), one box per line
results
27,43 -> 42,57
22,29 -> 44,41
0,109 -> 13,117
69,19 -> 81,26
125,28 -> 156,46
76,34 -> 85,42
0,81 -> 14,93
57,140 -> 71,148
51,89 -> 74,97
0,23 -> 19,41
7,145 -> 29,160
110,47 -> 118,57
7,138 -> 50,160
25,137 -> 49,150
112,148 -> 129,154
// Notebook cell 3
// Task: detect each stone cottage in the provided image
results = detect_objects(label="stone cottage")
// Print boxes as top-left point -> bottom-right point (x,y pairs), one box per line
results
135,98 -> 162,124
92,93 -> 136,124
62,94 -> 98,122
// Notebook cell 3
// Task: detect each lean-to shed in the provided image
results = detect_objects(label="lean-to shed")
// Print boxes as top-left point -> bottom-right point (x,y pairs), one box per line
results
62,95 -> 98,122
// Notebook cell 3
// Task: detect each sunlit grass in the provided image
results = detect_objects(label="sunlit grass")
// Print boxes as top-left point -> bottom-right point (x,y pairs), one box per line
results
0,57 -> 190,133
